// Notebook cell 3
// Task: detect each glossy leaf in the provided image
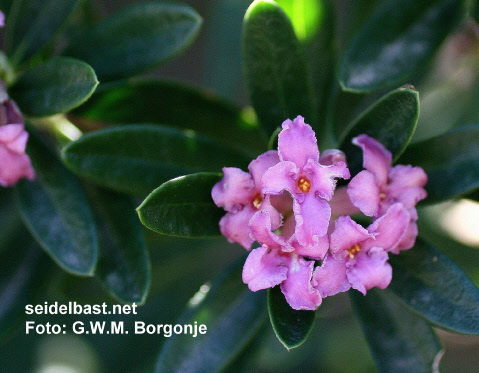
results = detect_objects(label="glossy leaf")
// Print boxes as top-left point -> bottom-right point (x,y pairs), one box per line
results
64,2 -> 202,81
242,0 -> 317,137
73,79 -> 267,155
137,173 -> 224,238
16,128 -> 98,275
9,57 -> 98,117
267,286 -> 316,349
4,0 -> 80,64
0,244 -> 53,339
93,188 -> 150,304
62,124 -> 250,196
275,0 -> 323,42
339,86 -> 419,175
339,0 -> 466,92
399,124 -> 479,204
156,257 -> 268,372
388,238 -> 479,335
351,289 -> 443,373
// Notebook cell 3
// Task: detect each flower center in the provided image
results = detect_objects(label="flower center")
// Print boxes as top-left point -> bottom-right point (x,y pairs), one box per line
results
252,194 -> 263,209
347,244 -> 361,259
297,177 -> 311,193
380,192 -> 387,200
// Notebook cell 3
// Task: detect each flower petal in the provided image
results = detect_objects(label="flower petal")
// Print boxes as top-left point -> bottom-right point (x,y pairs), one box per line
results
353,134 -> 391,186
347,170 -> 380,217
0,146 -> 35,186
248,150 -> 280,187
364,203 -> 410,253
219,205 -> 257,249
212,167 -> 254,212
393,220 -> 418,253
261,160 -> 299,196
294,194 -> 331,258
312,253 -> 350,297
304,159 -> 350,201
387,165 -> 428,211
347,247 -> 392,295
280,256 -> 321,310
249,208 -> 289,251
330,216 -> 370,257
242,246 -> 290,291
278,116 -> 319,167
318,149 -> 347,166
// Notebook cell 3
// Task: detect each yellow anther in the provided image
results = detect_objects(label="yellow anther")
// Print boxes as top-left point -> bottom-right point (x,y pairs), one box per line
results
253,194 -> 263,209
297,177 -> 311,193
347,244 -> 361,259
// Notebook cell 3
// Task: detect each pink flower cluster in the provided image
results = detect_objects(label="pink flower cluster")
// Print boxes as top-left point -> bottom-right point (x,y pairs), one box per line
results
0,97 -> 35,186
212,116 -> 427,310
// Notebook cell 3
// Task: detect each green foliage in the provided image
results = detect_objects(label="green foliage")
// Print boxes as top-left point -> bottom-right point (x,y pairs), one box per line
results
399,124 -> 479,204
388,238 -> 479,335
4,0 -> 80,65
351,289 -> 443,373
9,57 -> 98,117
242,0 -> 317,137
137,173 -> 224,238
61,124 -> 250,196
155,257 -> 268,372
339,0 -> 467,92
339,86 -> 419,175
267,286 -> 316,349
93,188 -> 150,305
64,2 -> 202,82
16,128 -> 98,275
74,79 -> 267,155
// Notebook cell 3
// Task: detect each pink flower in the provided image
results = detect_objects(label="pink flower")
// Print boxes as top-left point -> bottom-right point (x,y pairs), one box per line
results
313,203 -> 410,296
211,150 -> 280,249
0,99 -> 35,186
261,116 -> 350,259
347,134 -> 427,251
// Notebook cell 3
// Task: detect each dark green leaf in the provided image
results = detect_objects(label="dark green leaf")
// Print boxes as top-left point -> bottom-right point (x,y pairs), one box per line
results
242,0 -> 317,137
0,244 -> 53,339
9,57 -> 98,117
73,79 -> 267,155
388,238 -> 479,335
64,2 -> 202,81
16,128 -> 98,275
93,188 -> 150,304
4,0 -> 80,64
339,0 -> 467,92
351,289 -> 443,373
267,286 -> 316,349
61,124 -> 250,196
339,86 -> 419,175
399,124 -> 479,204
137,173 -> 223,238
156,257 -> 268,372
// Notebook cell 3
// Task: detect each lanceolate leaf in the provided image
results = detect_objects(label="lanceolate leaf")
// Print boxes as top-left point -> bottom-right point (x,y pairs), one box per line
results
64,2 -> 202,81
339,0 -> 466,92
242,0 -> 317,137
16,128 -> 98,275
93,188 -> 150,305
9,57 -> 98,117
61,124 -> 250,196
73,79 -> 267,155
156,257 -> 268,372
137,173 -> 224,238
4,0 -> 80,65
399,124 -> 479,204
388,238 -> 479,335
351,289 -> 443,373
268,286 -> 316,349
339,86 -> 419,176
